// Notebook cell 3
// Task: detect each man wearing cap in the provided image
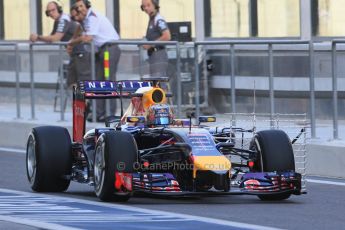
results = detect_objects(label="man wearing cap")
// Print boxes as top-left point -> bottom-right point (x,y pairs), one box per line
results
66,5 -> 91,87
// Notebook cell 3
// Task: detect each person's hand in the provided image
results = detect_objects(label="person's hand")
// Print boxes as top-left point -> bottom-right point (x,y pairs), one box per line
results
142,44 -> 151,50
29,34 -> 38,42
81,35 -> 92,43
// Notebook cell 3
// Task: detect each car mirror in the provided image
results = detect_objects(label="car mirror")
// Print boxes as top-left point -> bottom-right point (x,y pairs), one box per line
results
105,115 -> 121,127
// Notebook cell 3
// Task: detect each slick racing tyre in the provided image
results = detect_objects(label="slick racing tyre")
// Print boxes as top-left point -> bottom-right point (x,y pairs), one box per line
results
94,131 -> 138,202
250,129 -> 295,201
26,126 -> 72,192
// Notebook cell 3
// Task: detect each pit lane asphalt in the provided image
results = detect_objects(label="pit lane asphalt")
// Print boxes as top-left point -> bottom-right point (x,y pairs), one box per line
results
1,149 -> 344,230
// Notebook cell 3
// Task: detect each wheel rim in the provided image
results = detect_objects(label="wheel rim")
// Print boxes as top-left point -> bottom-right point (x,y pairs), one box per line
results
27,135 -> 37,183
94,143 -> 105,195
254,138 -> 264,172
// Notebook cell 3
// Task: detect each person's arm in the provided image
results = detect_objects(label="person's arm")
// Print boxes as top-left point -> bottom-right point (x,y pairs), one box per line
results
67,34 -> 93,56
40,33 -> 65,42
71,24 -> 83,39
157,29 -> 171,42
69,34 -> 93,46
68,21 -> 93,49
30,18 -> 68,43
29,33 -> 64,42
69,15 -> 97,47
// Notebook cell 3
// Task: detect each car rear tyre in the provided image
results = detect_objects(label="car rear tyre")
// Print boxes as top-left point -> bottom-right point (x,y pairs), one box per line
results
94,131 -> 138,202
26,126 -> 72,192
250,129 -> 295,201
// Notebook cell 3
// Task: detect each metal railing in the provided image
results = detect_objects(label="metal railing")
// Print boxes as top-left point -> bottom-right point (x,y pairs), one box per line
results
25,41 -> 182,123
101,40 -> 182,117
0,42 -> 21,119
330,39 -> 345,140
1,39 -> 345,140
29,42 -> 71,121
194,40 -> 315,136
28,42 -> 96,122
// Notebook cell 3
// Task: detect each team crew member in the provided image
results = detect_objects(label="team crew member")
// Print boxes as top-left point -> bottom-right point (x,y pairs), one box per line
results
66,6 -> 91,87
30,1 -> 74,42
141,0 -> 171,78
69,0 -> 121,122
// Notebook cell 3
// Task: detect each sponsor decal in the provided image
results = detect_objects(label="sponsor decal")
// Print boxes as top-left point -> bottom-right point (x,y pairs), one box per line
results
188,134 -> 214,151
84,81 -> 151,92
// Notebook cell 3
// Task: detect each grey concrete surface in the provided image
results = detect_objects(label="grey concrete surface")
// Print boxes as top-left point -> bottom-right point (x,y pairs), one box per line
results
1,150 -> 345,230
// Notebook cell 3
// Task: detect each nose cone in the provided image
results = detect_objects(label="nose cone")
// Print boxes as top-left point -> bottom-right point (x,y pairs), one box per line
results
193,156 -> 231,174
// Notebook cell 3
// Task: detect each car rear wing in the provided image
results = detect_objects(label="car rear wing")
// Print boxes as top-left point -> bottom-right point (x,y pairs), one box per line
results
72,80 -> 152,143
79,80 -> 153,99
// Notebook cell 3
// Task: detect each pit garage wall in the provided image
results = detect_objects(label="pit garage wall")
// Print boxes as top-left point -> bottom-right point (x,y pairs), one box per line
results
307,143 -> 345,179
205,43 -> 345,119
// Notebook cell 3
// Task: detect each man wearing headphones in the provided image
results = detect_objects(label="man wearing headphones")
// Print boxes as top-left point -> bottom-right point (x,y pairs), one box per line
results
69,0 -> 121,122
141,0 -> 171,79
30,1 -> 74,42
66,5 -> 91,87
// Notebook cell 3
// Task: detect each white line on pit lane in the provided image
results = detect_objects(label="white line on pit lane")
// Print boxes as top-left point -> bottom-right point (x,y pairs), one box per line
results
0,147 -> 25,154
0,188 -> 281,230
307,179 -> 345,186
0,215 -> 82,230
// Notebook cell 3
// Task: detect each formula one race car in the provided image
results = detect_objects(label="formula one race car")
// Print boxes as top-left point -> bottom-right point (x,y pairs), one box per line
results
26,80 -> 305,202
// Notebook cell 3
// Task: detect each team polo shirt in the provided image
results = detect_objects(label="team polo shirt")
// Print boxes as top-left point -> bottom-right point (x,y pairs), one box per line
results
51,13 -> 74,42
146,13 -> 169,41
82,9 -> 120,48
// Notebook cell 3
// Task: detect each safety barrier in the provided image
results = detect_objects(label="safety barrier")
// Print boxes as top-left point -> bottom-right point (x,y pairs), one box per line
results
10,41 -> 182,122
194,40 -> 315,136
29,42 -> 71,121
331,39 -> 345,140
90,40 -> 182,120
1,40 -> 345,140
0,42 -> 20,119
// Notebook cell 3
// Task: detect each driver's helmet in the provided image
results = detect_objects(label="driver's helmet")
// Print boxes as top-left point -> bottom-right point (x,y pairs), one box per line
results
146,104 -> 173,126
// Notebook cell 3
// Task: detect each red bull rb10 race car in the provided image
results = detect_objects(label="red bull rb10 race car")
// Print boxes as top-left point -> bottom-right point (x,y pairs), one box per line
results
26,80 -> 306,202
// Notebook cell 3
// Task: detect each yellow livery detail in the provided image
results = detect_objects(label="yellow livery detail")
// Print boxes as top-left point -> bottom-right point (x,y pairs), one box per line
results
193,156 -> 231,178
